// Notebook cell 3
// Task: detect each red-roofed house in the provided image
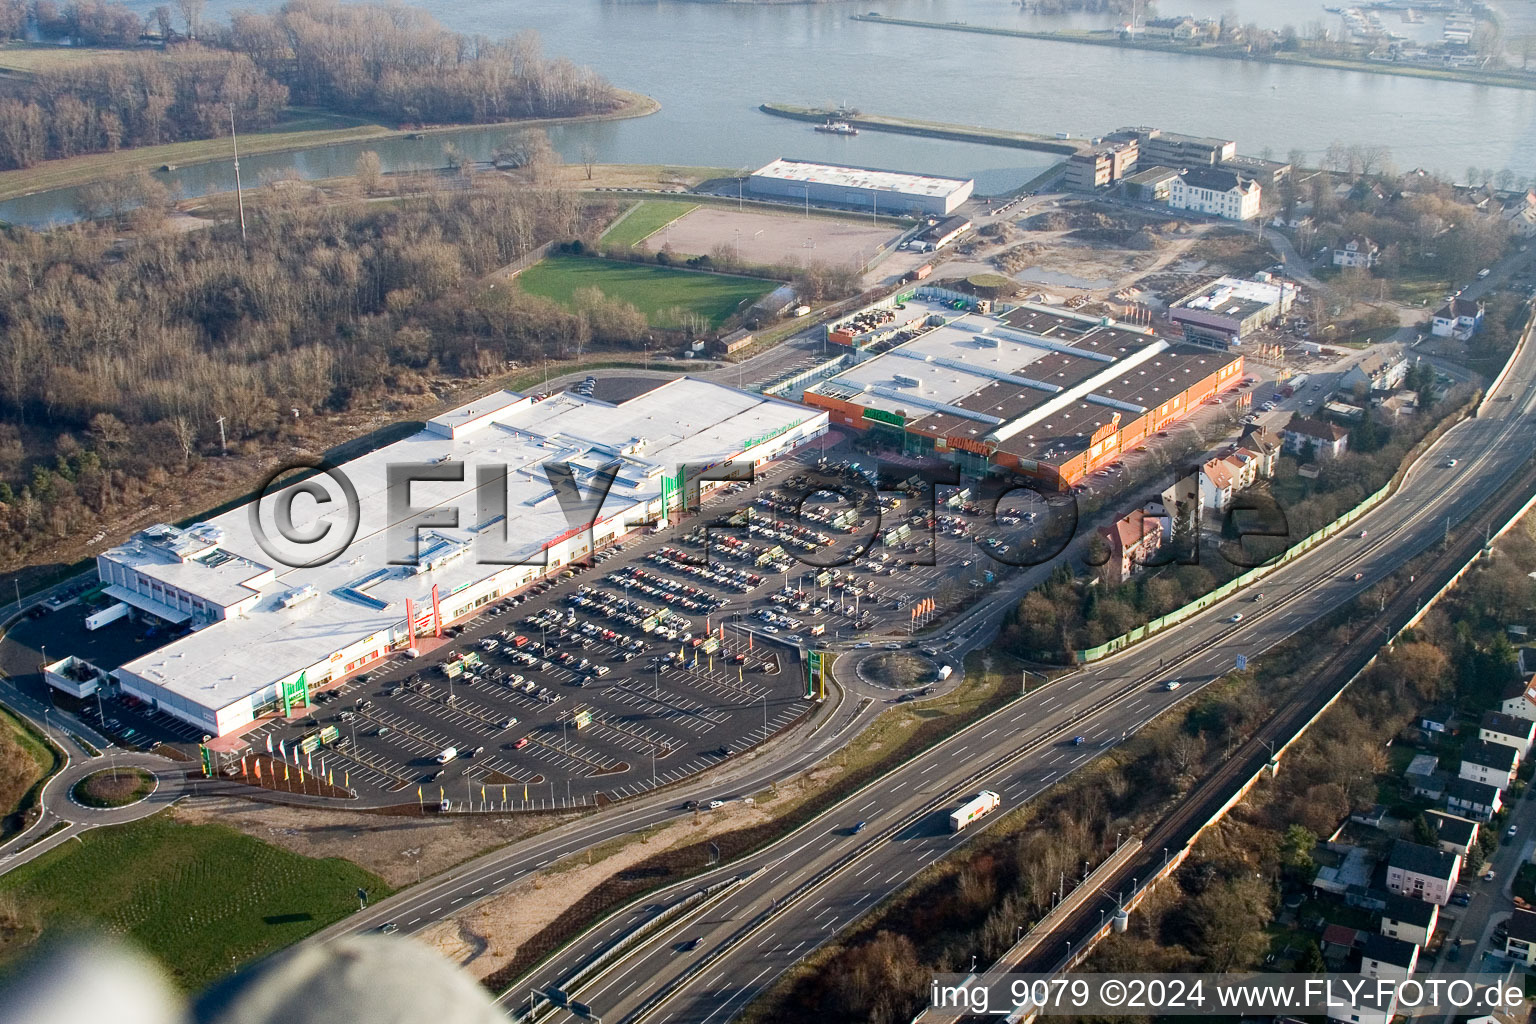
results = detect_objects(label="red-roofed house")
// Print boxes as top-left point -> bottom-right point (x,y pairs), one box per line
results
1198,447 -> 1270,513
1099,508 -> 1163,584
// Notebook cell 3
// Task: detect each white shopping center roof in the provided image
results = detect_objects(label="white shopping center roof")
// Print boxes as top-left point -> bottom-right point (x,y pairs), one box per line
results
111,379 -> 823,715
753,158 -> 973,200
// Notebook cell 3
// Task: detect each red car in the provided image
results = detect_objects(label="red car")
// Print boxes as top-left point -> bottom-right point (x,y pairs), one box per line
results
513,737 -> 530,750
513,635 -> 530,647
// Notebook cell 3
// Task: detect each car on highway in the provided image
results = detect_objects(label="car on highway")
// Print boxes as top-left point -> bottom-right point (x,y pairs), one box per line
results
1229,613 -> 1243,623
680,938 -> 701,952
1359,529 -> 1368,539
379,922 -> 398,934
1253,593 -> 1264,602
1445,458 -> 1458,468
707,799 -> 724,809
1071,735 -> 1086,746
1509,824 -> 1520,838
1353,572 -> 1365,581
852,820 -> 867,833
1162,680 -> 1181,691
853,641 -> 871,649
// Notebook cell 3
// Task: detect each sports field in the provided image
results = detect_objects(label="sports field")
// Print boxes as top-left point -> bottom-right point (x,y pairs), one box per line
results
639,205 -> 903,269
0,816 -> 389,990
515,252 -> 774,329
600,200 -> 699,248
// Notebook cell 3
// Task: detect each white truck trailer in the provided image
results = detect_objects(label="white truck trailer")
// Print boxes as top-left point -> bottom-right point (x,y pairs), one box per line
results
949,790 -> 1001,832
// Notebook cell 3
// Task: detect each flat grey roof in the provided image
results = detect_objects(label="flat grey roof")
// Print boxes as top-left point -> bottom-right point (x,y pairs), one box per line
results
111,379 -> 823,714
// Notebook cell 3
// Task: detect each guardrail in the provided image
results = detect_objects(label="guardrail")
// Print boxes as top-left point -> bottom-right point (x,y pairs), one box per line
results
511,869 -> 755,1022
1023,386 -> 1489,666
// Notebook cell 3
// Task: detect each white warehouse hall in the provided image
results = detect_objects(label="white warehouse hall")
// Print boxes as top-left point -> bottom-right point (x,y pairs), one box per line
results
90,379 -> 828,738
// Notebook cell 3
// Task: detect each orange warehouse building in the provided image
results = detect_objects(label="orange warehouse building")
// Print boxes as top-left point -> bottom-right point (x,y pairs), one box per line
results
801,302 -> 1243,489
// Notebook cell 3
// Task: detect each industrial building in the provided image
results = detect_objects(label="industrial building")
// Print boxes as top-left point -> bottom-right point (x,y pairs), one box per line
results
1122,165 -> 1181,203
83,380 -> 828,737
1114,126 -> 1236,168
1168,274 -> 1297,346
1065,137 -> 1139,191
800,293 -> 1244,489
748,158 -> 974,216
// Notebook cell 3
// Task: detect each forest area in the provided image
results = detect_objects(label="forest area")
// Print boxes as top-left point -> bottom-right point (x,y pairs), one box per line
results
0,177 -> 636,570
0,0 -> 624,170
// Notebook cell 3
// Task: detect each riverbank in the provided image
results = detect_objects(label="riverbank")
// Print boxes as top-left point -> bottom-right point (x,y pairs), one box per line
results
0,90 -> 661,207
758,103 -> 1081,156
850,14 -> 1536,92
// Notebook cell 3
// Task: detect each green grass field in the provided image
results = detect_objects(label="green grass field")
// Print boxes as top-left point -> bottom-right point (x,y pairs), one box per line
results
600,200 -> 698,248
515,252 -> 774,329
0,816 -> 389,990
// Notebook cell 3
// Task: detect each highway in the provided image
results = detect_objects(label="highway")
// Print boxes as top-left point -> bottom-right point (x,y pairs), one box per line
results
504,326 -> 1536,1024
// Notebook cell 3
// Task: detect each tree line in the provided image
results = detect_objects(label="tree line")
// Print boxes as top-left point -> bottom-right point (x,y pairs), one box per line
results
218,1 -> 621,125
0,1 -> 621,170
0,177 -> 612,567
0,47 -> 286,170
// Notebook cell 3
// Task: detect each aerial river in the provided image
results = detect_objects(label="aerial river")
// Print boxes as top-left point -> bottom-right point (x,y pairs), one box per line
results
4,0 -> 1535,226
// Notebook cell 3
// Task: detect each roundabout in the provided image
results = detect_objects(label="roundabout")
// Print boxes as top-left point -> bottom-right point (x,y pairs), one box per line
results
70,766 -> 156,810
853,650 -> 941,691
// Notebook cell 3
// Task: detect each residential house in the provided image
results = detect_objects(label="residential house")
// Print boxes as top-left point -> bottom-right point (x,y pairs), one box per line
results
1480,712 -> 1536,759
1197,450 -> 1267,514
1499,677 -> 1536,723
1504,908 -> 1536,965
1459,739 -> 1519,789
1384,840 -> 1461,905
1158,473 -> 1202,543
1503,190 -> 1536,239
1361,933 -> 1419,979
1136,15 -> 1200,39
1238,426 -> 1282,476
1334,236 -> 1381,269
1098,508 -> 1163,585
1340,349 -> 1410,392
1167,167 -> 1262,221
1280,418 -> 1350,460
1430,296 -> 1485,340
1446,777 -> 1503,822
1380,893 -> 1439,946
1425,810 -> 1479,858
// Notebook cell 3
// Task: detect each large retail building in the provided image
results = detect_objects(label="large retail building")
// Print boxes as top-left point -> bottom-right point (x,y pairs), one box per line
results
90,380 -> 827,737
748,158 -> 974,216
800,295 -> 1244,488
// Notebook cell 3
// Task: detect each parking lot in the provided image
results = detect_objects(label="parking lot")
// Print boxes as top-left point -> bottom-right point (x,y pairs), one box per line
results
7,426 -> 1070,808
234,438 -> 1058,804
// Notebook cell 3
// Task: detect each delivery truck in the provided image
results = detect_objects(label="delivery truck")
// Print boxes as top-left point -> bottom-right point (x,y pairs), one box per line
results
949,790 -> 1001,832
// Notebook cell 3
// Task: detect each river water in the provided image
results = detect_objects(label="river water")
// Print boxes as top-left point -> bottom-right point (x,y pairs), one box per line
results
5,0 -> 1535,226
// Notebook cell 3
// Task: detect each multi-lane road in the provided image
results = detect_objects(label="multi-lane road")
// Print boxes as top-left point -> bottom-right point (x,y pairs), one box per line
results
495,327 -> 1536,1024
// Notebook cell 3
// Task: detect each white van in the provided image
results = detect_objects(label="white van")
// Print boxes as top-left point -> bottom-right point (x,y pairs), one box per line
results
436,746 -> 458,764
